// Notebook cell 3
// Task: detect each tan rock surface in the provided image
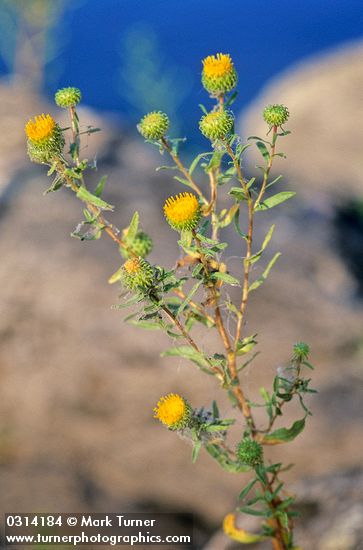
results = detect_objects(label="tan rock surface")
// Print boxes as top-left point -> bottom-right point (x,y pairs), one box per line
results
240,40 -> 363,201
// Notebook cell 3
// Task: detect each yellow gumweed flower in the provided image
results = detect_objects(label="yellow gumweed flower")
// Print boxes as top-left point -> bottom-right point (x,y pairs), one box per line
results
164,192 -> 201,232
25,114 -> 56,143
202,53 -> 237,95
153,393 -> 192,430
203,53 -> 233,78
223,514 -> 266,544
25,113 -> 64,164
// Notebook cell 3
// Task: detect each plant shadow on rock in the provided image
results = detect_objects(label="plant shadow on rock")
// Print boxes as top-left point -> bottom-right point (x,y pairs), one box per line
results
334,199 -> 363,298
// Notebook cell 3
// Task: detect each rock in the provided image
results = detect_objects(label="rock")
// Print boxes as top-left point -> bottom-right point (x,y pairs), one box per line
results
240,40 -> 363,201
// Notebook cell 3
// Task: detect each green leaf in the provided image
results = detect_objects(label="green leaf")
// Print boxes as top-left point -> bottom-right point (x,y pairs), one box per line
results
161,346 -> 210,370
239,478 -> 257,500
188,152 -> 213,176
225,90 -> 238,107
229,187 -> 246,202
238,506 -> 268,517
255,192 -> 295,212
206,444 -> 249,473
256,141 -> 270,161
249,252 -> 281,292
263,418 -> 306,444
177,280 -> 203,315
43,176 -> 63,194
155,165 -> 178,172
250,224 -> 275,265
112,294 -> 143,309
173,175 -> 195,190
236,334 -> 258,356
206,151 -> 223,172
248,135 -> 271,145
76,186 -> 114,211
211,272 -> 240,286
212,400 -> 219,419
95,175 -> 108,197
238,351 -> 260,372
130,319 -> 162,330
233,208 -> 247,239
108,266 -> 123,284
219,204 -> 240,228
266,174 -> 283,189
191,441 -> 202,463
47,162 -> 57,176
205,419 -> 235,432
126,211 -> 139,242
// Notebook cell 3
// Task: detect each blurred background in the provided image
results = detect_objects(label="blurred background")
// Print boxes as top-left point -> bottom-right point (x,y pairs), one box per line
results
1,1 -> 363,548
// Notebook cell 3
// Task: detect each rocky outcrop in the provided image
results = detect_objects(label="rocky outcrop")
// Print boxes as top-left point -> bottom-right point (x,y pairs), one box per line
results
240,40 -> 363,200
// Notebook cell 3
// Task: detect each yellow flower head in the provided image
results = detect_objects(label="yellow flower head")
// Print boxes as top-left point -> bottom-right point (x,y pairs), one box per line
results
25,114 -> 56,143
153,393 -> 192,430
203,53 -> 233,78
25,113 -> 64,164
202,53 -> 237,95
163,192 -> 201,232
124,257 -> 142,274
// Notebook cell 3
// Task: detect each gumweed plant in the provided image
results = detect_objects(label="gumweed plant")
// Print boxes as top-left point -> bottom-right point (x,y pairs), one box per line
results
25,53 -> 316,550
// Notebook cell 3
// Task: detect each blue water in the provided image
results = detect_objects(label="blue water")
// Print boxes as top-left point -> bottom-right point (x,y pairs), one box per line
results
14,1 -> 363,140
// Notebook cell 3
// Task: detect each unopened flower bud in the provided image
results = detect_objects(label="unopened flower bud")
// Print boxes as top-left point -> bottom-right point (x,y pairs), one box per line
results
55,87 -> 82,108
137,111 -> 169,140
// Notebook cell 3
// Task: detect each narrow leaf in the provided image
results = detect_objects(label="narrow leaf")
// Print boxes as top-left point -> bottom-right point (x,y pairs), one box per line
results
219,204 -> 240,228
177,280 -> 203,315
239,478 -> 257,500
250,224 -> 275,265
161,346 -> 210,369
76,186 -> 114,211
192,441 -> 202,463
263,418 -> 306,444
249,252 -> 281,291
255,192 -> 295,212
256,141 -> 270,161
126,211 -> 139,242
211,272 -> 240,286
95,175 -> 108,197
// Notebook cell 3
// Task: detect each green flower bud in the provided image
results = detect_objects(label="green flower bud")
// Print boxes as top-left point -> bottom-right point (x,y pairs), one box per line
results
25,113 -> 65,164
55,87 -> 82,108
202,53 -> 238,96
236,438 -> 263,467
199,110 -> 234,141
292,342 -> 310,361
137,111 -> 169,140
263,104 -> 289,127
120,231 -> 153,259
122,257 -> 154,291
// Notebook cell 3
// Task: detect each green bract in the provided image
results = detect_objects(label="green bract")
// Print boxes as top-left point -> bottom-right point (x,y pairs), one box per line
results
199,110 -> 234,141
236,438 -> 263,467
55,87 -> 82,108
120,231 -> 153,259
263,104 -> 289,127
137,111 -> 170,140
122,258 -> 154,291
